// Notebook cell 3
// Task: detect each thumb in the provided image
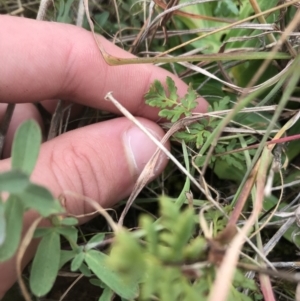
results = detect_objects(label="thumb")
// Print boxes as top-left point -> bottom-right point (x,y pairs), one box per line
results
46,117 -> 168,215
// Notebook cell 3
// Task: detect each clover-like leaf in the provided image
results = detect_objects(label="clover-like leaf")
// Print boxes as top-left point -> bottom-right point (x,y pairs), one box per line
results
84,249 -> 138,299
11,120 -> 42,176
0,196 -> 24,261
30,230 -> 60,297
17,183 -> 63,217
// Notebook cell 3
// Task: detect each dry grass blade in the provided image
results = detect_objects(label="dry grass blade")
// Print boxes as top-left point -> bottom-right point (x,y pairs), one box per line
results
217,132 -> 300,156
58,274 -> 84,301
62,191 -> 119,233
209,147 -> 272,301
224,110 -> 300,231
248,0 -> 276,44
262,196 -> 300,257
250,168 -> 284,238
157,0 -> 300,58
36,0 -> 51,20
244,5 -> 300,92
259,273 -> 276,301
83,0 -> 293,65
209,99 -> 300,300
264,217 -> 295,257
16,217 -> 43,301
179,59 -> 294,94
297,283 -> 300,301
0,104 -> 15,158
237,262 -> 300,282
153,0 -> 234,23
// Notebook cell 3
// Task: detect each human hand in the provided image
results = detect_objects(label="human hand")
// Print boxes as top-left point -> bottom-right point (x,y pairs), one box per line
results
0,15 -> 207,298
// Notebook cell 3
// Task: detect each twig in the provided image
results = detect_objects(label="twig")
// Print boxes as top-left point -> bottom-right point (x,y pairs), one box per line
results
47,100 -> 64,140
16,217 -> 43,301
36,0 -> 52,20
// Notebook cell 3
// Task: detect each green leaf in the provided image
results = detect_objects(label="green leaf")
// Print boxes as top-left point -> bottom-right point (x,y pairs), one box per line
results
183,237 -> 207,260
166,76 -> 178,103
30,231 -> 61,297
107,229 -> 145,282
233,269 -> 258,290
71,252 -> 85,271
59,217 -> 78,226
56,0 -> 74,23
214,0 -> 239,17
210,96 -> 231,112
89,278 -> 103,287
0,196 -> 24,261
94,11 -> 110,27
17,183 -> 63,217
85,233 -> 105,250
11,120 -> 41,176
79,262 -> 92,277
59,249 -> 77,269
145,78 -> 177,108
174,122 -> 209,148
181,85 -> 198,111
56,226 -> 78,243
84,249 -> 138,299
145,77 -> 198,122
213,158 -> 244,181
159,108 -> 184,122
33,228 -> 52,238
172,208 -> 195,261
99,287 -> 114,301
0,170 -> 30,193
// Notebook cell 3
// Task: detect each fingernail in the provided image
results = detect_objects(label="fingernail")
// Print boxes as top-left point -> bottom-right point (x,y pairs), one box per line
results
123,126 -> 165,176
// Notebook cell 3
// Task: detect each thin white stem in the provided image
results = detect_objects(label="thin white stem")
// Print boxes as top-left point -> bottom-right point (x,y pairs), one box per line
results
104,92 -> 225,214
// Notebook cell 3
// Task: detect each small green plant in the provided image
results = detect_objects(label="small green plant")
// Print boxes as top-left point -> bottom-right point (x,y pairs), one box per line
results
144,77 -> 255,179
145,76 -> 199,122
107,197 -> 260,301
173,96 -> 231,149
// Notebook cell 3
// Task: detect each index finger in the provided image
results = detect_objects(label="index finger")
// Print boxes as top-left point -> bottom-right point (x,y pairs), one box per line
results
0,16 -> 207,120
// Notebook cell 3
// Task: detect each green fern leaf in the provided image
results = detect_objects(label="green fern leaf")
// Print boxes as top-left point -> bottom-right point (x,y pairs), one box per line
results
159,108 -> 185,123
145,77 -> 178,109
181,85 -> 198,111
210,96 -> 231,112
166,76 -> 178,103
145,77 -> 199,122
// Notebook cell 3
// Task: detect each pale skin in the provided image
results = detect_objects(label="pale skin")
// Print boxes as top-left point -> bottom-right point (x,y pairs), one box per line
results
0,15 -> 208,298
